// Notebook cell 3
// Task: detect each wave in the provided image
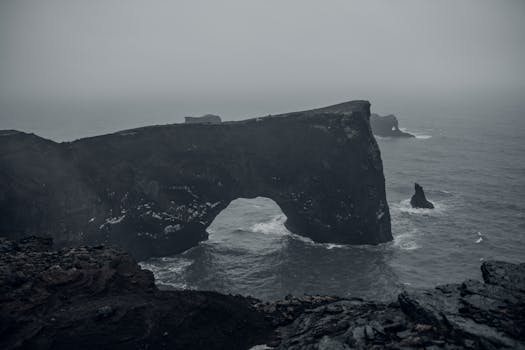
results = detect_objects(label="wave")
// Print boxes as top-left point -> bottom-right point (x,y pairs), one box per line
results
395,199 -> 447,215
139,257 -> 193,289
393,230 -> 420,250
400,127 -> 432,139
247,214 -> 354,250
475,231 -> 484,244
249,214 -> 290,236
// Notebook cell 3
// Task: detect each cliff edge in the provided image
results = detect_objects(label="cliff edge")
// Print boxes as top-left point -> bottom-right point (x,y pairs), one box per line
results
1,237 -> 523,350
0,100 -> 391,259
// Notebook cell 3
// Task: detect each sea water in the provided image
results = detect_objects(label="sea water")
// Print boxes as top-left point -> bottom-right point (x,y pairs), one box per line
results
141,102 -> 525,301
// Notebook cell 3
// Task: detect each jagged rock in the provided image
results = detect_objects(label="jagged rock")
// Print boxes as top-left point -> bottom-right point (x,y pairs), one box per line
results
0,100 -> 391,260
0,237 -> 272,350
271,261 -> 525,350
398,261 -> 525,349
370,113 -> 414,138
410,183 -> 434,209
1,237 -> 524,349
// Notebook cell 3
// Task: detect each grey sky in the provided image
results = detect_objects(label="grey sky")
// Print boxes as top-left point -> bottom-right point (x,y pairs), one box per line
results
0,0 -> 524,138
1,0 -> 524,98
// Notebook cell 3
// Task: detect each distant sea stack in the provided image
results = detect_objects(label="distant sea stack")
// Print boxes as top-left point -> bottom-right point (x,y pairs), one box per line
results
0,100 -> 391,260
370,113 -> 415,137
184,114 -> 222,125
410,183 -> 434,209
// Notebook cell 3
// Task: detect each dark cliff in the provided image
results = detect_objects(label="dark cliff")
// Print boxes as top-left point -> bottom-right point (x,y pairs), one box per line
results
0,100 -> 391,259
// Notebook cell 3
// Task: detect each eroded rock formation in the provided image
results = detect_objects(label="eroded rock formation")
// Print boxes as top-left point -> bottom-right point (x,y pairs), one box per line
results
1,237 -> 523,350
410,183 -> 434,209
0,100 -> 391,259
0,237 -> 271,350
370,113 -> 414,138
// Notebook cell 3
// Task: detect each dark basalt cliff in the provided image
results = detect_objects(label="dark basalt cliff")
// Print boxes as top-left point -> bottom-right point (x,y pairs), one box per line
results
0,100 -> 391,260
1,237 -> 524,350
370,113 -> 415,138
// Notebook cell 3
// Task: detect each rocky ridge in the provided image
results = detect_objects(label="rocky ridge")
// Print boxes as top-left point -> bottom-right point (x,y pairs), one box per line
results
0,100 -> 391,260
1,237 -> 523,349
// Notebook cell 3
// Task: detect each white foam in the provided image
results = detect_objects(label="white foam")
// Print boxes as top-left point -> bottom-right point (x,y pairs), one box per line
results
393,230 -> 420,250
324,243 -> 346,250
247,215 -> 352,249
249,345 -> 273,350
249,214 -> 290,236
475,231 -> 483,243
139,258 -> 193,289
396,199 -> 446,215
400,127 -> 432,139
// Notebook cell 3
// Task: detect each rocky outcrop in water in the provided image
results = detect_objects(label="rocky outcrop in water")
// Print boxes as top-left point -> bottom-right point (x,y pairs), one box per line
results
1,237 -> 524,350
410,183 -> 434,209
370,113 -> 414,138
0,100 -> 391,260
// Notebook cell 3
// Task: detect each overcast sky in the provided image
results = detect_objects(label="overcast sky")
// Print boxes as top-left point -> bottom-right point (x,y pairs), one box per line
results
0,0 -> 524,137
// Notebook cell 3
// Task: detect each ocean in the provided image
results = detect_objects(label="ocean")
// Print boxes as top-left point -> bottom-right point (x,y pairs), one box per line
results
140,100 -> 525,301
2,96 -> 524,301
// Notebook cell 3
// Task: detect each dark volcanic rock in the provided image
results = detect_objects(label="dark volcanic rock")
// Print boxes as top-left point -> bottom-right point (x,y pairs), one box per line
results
410,183 -> 434,209
0,237 -> 271,350
1,237 -> 524,349
269,261 -> 525,350
370,113 -> 415,138
0,100 -> 391,260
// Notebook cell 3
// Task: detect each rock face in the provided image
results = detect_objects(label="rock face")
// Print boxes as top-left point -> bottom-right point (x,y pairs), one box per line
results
0,100 -> 391,260
1,237 -> 523,350
0,237 -> 272,350
264,262 -> 525,349
370,113 -> 415,138
410,183 -> 434,209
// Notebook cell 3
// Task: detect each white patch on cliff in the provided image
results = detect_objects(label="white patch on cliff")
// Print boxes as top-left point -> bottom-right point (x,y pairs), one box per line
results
164,224 -> 182,234
170,185 -> 199,198
100,214 -> 126,228
344,126 -> 359,139
312,125 -> 329,132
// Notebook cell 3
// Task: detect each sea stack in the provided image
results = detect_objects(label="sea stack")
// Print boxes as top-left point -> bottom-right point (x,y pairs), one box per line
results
370,113 -> 414,138
410,183 -> 434,209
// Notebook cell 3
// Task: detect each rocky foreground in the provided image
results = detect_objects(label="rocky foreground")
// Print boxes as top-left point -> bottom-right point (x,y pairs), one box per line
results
1,237 -> 524,350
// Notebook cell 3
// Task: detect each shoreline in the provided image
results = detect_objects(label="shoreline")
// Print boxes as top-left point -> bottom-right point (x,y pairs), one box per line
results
1,236 -> 523,349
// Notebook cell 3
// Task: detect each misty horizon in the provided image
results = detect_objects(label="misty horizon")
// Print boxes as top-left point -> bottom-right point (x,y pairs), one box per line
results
1,0 -> 525,140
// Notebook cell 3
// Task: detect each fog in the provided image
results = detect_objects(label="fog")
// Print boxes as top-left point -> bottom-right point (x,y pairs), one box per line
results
1,0 -> 524,140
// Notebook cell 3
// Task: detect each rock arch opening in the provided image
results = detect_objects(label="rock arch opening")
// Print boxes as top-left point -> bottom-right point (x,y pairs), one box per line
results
207,197 -> 290,238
